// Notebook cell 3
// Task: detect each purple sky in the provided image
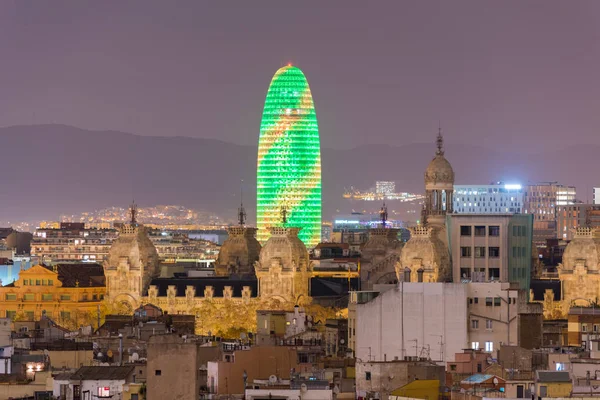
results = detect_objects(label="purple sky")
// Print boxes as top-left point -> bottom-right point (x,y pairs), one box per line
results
0,1 -> 599,152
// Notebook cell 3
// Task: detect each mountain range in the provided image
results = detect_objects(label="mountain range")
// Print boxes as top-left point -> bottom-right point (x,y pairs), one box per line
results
0,124 -> 596,224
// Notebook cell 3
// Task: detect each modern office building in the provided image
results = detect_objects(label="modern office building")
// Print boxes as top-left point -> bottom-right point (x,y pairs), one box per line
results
453,183 -> 524,214
446,213 -> 533,291
523,183 -> 576,246
594,187 -> 600,205
256,65 -> 322,248
557,204 -> 600,240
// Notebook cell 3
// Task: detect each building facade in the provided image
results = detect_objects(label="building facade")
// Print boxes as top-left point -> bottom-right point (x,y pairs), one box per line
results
557,204 -> 600,240
453,183 -> 524,214
523,183 -> 576,246
446,213 -> 533,290
31,223 -> 118,264
256,65 -> 322,248
594,187 -> 600,205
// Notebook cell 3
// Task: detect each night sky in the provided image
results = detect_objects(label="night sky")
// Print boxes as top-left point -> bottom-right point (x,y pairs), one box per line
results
1,1 -> 599,153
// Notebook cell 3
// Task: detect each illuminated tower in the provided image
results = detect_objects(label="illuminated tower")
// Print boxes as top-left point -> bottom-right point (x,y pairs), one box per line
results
256,65 -> 322,248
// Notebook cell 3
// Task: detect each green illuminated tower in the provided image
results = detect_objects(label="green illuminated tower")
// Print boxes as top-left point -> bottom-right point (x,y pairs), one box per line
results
257,65 -> 322,248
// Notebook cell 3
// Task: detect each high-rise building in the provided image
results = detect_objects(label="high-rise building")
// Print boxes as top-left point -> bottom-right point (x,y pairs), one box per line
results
256,65 -> 322,248
453,183 -> 524,214
523,183 -> 576,246
594,187 -> 600,205
375,181 -> 395,196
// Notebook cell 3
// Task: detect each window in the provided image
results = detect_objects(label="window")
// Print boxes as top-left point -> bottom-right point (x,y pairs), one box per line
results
131,395 -> 139,400
365,372 -> 371,381
5,294 -> 16,301
461,247 -> 472,257
489,247 -> 500,257
489,226 -> 500,236
477,363 -> 482,373
35,280 -> 40,286
474,247 -> 486,258
450,364 -> 456,371
471,341 -> 479,350
474,226 -> 486,236
98,387 -> 110,397
48,280 -> 53,286
22,279 -> 28,286
489,268 -> 500,280
417,269 -> 424,283
42,294 -> 53,301
93,294 -> 98,300
595,325 -> 599,333
486,297 -> 493,306
474,297 -> 478,304
24,311 -> 34,321
60,311 -> 71,320
60,294 -> 71,301
460,268 -> 471,280
155,370 -> 162,376
6,311 -> 16,320
486,319 -> 493,329
485,341 -> 494,352
582,324 -> 588,332
556,362 -> 565,371
460,226 -> 472,236
23,293 -> 34,301
494,297 -> 501,306
82,294 -> 88,301
471,319 -> 479,329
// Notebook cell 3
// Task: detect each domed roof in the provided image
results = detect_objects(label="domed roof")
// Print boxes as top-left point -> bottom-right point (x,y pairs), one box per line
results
257,227 -> 309,271
562,228 -> 600,271
361,228 -> 401,262
399,226 -> 450,281
215,227 -> 261,275
105,224 -> 159,277
424,130 -> 454,187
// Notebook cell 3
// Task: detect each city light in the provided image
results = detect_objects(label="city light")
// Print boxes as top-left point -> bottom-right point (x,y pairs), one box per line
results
504,184 -> 522,190
256,65 -> 322,248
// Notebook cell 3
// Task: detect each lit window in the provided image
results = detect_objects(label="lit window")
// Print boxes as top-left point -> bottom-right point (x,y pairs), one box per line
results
485,341 -> 493,352
98,387 -> 110,397
556,362 -> 565,371
471,342 -> 479,350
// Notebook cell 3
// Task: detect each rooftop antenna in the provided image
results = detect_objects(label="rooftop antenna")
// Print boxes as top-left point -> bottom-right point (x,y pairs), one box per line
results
238,181 -> 246,226
436,125 -> 444,156
379,202 -> 388,228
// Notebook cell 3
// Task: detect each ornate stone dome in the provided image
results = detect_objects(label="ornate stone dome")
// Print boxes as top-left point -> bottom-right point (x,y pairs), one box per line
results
561,227 -> 600,271
215,227 -> 261,276
105,224 -> 159,276
361,228 -> 401,262
424,154 -> 455,186
397,225 -> 450,282
257,227 -> 309,271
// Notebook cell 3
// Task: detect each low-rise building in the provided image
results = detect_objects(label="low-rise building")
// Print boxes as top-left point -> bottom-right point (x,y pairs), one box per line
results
245,377 -> 332,400
534,370 -> 572,398
52,366 -> 136,400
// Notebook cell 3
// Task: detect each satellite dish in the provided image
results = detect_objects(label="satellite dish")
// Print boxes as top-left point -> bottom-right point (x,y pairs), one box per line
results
97,352 -> 103,359
300,383 -> 308,393
269,375 -> 278,384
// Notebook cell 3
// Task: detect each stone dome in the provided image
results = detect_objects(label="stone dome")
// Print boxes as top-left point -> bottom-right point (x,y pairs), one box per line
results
424,154 -> 455,187
561,228 -> 600,271
215,227 -> 261,276
257,227 -> 309,271
397,226 -> 450,282
361,228 -> 401,262
105,225 -> 159,277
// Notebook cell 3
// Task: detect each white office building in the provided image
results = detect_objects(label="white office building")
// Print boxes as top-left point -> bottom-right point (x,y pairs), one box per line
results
453,183 -> 524,214
594,187 -> 600,205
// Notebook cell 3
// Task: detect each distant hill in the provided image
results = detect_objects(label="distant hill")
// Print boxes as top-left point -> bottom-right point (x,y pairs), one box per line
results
0,124 -> 596,223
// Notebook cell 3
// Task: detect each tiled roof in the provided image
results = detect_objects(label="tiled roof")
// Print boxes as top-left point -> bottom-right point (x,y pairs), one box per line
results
536,371 -> 571,383
73,366 -> 134,381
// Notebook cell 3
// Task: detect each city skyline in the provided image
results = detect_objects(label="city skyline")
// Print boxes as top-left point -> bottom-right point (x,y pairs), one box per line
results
1,1 -> 600,153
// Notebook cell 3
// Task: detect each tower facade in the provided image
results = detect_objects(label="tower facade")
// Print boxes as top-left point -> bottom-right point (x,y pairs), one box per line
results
256,65 -> 322,248
424,130 -> 454,227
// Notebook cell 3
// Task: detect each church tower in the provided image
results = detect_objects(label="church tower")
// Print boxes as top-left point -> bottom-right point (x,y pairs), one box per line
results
103,203 -> 159,312
423,129 -> 454,227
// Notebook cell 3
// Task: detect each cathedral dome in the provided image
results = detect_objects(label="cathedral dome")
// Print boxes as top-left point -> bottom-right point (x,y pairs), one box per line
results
257,227 -> 309,271
215,227 -> 261,276
106,224 -> 159,276
561,228 -> 600,271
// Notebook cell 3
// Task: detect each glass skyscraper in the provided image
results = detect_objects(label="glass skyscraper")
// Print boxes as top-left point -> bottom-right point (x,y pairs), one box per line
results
256,65 -> 322,248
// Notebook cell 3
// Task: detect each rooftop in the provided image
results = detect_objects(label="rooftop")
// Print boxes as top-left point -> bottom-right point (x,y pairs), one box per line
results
72,366 -> 135,381
536,371 -> 571,383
